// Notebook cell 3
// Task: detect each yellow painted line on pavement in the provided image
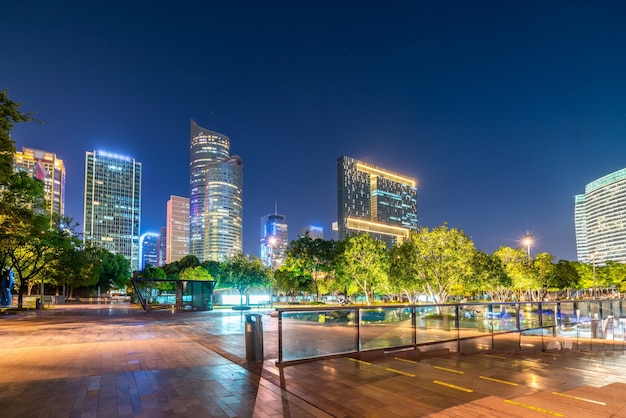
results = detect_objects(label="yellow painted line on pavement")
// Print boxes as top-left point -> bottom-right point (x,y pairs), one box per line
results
565,367 -> 586,372
521,360 -> 550,367
394,357 -> 417,364
386,367 -> 416,377
348,358 -> 371,365
552,391 -> 606,406
484,354 -> 507,360
434,365 -> 464,374
479,376 -> 518,386
433,380 -> 473,393
504,400 -> 563,416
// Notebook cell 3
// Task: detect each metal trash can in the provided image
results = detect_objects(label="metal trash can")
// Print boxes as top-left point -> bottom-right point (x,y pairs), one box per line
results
35,298 -> 43,310
245,313 -> 264,362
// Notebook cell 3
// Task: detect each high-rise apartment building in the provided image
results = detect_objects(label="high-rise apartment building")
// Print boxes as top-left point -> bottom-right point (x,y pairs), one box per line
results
189,120 -> 231,262
166,195 -> 190,264
260,211 -> 288,269
83,150 -> 142,272
337,156 -> 417,247
14,146 -> 66,222
575,167 -> 626,265
205,156 -> 243,261
139,232 -> 159,270
300,225 -> 324,240
157,226 -> 167,267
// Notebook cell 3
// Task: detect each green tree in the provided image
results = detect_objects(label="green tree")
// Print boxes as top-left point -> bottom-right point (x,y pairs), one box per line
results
98,250 -> 131,291
493,246 -> 533,301
531,252 -> 556,301
221,254 -> 270,306
553,260 -> 581,299
467,251 -> 511,301
272,267 -> 311,301
179,265 -> 214,281
283,236 -> 338,301
0,89 -> 37,183
336,233 -> 389,305
8,214 -> 73,308
394,225 -> 476,305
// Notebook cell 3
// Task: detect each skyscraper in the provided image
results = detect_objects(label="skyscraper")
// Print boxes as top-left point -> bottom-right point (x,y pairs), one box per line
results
575,167 -> 626,265
261,211 -> 288,269
14,146 -> 66,222
139,232 -> 159,270
337,156 -> 417,247
166,195 -> 190,264
157,226 -> 167,267
189,119 -> 231,262
83,150 -> 142,272
205,156 -> 243,261
300,225 -> 324,240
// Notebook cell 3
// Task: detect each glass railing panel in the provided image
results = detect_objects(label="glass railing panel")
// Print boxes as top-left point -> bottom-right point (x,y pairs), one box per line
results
457,303 -> 491,339
280,309 -> 358,362
486,303 -> 519,333
415,305 -> 458,344
359,307 -> 414,350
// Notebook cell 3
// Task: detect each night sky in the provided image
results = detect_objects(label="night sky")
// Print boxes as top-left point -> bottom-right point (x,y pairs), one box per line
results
3,1 -> 626,261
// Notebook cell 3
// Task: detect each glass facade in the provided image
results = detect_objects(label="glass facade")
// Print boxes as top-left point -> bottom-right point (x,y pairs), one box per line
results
575,168 -> 626,265
83,150 -> 142,272
260,212 -> 288,268
14,146 -> 66,224
166,195 -> 190,264
337,156 -> 417,247
204,155 -> 243,261
140,233 -> 159,270
189,120 -> 230,262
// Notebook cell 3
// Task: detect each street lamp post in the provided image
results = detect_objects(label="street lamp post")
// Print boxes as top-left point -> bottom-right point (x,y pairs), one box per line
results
591,253 -> 597,300
523,231 -> 533,261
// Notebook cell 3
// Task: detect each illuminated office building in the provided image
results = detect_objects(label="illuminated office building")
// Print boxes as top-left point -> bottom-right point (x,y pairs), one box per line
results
14,146 -> 66,222
189,120 -> 231,262
337,156 -> 417,247
575,168 -> 626,265
166,195 -> 190,264
300,225 -> 324,240
139,232 -> 159,270
261,211 -> 288,269
83,150 -> 142,272
205,156 -> 243,261
157,226 -> 167,266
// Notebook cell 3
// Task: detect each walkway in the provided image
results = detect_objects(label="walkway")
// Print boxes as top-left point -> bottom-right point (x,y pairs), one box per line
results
1,304 -> 625,417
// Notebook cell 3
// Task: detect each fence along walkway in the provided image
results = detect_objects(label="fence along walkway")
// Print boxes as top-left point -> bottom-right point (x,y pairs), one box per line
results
275,299 -> 626,365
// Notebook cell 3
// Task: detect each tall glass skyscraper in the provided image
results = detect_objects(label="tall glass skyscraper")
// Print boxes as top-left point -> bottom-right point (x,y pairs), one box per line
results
261,211 -> 288,269
575,167 -> 626,265
189,120 -> 230,262
337,156 -> 418,247
189,120 -> 243,262
14,146 -> 66,224
139,232 -> 159,270
83,150 -> 142,272
205,156 -> 243,261
166,195 -> 190,264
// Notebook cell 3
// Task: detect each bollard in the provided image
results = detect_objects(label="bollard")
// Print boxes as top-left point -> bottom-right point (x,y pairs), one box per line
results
244,313 -> 264,362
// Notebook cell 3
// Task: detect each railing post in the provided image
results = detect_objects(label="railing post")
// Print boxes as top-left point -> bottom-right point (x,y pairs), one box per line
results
278,310 -> 283,365
412,305 -> 417,347
356,307 -> 361,353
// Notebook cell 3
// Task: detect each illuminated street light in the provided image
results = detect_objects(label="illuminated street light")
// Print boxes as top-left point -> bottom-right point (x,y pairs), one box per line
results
522,231 -> 533,260
591,252 -> 597,300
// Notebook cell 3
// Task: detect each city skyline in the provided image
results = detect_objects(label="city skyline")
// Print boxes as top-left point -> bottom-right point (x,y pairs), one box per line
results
3,2 -> 626,261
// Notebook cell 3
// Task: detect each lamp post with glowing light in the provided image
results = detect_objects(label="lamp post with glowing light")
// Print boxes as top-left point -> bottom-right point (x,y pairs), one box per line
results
267,236 -> 276,307
522,232 -> 533,262
591,252 -> 597,300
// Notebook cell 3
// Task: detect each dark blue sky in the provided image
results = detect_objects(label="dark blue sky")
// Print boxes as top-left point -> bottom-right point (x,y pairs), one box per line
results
3,1 -> 626,261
